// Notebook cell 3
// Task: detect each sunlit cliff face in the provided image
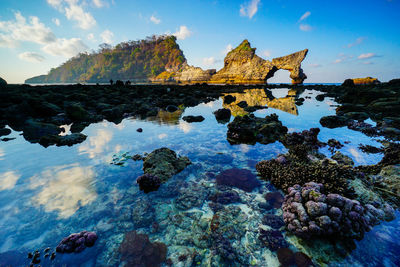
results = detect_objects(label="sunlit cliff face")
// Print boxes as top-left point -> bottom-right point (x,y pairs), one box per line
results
29,164 -> 97,218
222,88 -> 298,116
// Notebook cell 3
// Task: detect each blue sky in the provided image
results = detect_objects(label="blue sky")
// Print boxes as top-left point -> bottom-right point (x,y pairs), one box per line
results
0,0 -> 399,83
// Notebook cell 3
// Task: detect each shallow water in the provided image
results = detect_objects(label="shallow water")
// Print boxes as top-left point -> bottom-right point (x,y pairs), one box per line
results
0,88 -> 397,266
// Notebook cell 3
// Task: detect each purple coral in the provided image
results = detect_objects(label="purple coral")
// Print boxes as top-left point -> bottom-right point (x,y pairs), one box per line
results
56,231 -> 97,253
282,182 -> 395,240
137,173 -> 162,193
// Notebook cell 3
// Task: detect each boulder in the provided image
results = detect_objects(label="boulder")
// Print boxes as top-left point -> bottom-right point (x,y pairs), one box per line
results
182,115 -> 205,123
213,108 -> 231,123
143,147 -> 191,181
0,77 -> 7,88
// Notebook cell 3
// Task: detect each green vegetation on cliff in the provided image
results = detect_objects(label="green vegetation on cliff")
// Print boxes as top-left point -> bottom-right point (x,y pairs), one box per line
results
26,35 -> 186,83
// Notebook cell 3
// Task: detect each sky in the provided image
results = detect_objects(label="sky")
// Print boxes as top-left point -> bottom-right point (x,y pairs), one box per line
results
0,0 -> 399,83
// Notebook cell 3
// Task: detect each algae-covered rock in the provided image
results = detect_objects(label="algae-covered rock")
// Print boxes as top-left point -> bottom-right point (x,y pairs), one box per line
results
22,119 -> 62,143
227,113 -> 287,145
332,151 -> 354,166
143,147 -> 191,181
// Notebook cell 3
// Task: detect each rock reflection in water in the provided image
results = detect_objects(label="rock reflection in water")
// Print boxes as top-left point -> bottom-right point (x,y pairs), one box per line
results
222,88 -> 299,116
146,109 -> 184,125
30,164 -> 97,218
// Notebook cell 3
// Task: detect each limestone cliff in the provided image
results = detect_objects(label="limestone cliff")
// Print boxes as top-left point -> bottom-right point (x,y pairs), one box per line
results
209,40 -> 308,84
174,64 -> 216,82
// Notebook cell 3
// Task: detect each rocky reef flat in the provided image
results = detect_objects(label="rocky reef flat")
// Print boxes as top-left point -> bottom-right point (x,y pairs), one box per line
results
0,79 -> 400,266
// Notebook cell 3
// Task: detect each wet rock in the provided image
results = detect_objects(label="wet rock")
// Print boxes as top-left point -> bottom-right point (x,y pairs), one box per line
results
137,173 -> 162,193
0,127 -> 11,137
237,100 -> 248,108
227,113 -> 287,145
166,105 -> 179,112
223,95 -> 236,105
216,168 -> 260,192
0,77 -> 7,88
320,115 -> 349,128
332,151 -> 354,166
39,133 -> 87,147
213,108 -> 231,123
182,115 -> 205,122
131,197 -> 155,228
281,128 -> 324,150
143,147 -> 191,182
65,102 -> 90,121
119,231 -> 167,267
22,119 -> 62,143
136,128 -> 143,132
56,231 -> 97,253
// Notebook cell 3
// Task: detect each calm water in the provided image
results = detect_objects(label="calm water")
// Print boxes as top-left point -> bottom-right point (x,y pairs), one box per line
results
0,88 -> 398,266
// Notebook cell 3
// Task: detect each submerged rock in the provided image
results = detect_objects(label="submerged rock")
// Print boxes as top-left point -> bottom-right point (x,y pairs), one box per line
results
143,147 -> 191,182
227,113 -> 287,145
320,115 -> 350,128
216,168 -> 261,192
119,231 -> 167,267
137,173 -> 162,193
56,231 -> 97,253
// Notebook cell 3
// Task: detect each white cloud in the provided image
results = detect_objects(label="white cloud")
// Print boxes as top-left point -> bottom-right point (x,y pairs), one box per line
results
309,63 -> 322,68
333,58 -> 343,64
348,37 -> 366,48
0,171 -> 21,191
223,44 -> 233,54
93,0 -> 104,8
0,12 -> 56,47
240,0 -> 260,19
362,61 -> 374,65
87,33 -> 95,41
52,18 -> 61,26
299,24 -> 312,31
100,29 -> 114,44
299,11 -> 311,22
18,52 -> 45,62
174,25 -> 192,40
42,37 -> 88,57
333,54 -> 353,64
203,57 -> 216,66
262,50 -> 271,58
150,15 -> 161,24
47,0 -> 96,30
358,53 -> 377,59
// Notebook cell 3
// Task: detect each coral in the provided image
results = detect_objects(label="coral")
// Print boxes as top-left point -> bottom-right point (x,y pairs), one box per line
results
282,182 -> 395,240
136,173 -> 162,193
258,229 -> 289,251
119,231 -> 167,267
262,214 -> 285,229
331,151 -> 354,166
256,157 -> 355,196
208,189 -> 241,205
131,197 -> 155,228
143,147 -> 191,181
227,113 -> 287,145
216,168 -> 261,192
281,128 -> 324,150
264,192 -> 285,209
175,183 -> 209,210
56,231 -> 97,253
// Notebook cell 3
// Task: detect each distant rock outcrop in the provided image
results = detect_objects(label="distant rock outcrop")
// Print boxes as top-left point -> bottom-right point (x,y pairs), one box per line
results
342,77 -> 380,86
209,40 -> 308,84
174,64 -> 216,82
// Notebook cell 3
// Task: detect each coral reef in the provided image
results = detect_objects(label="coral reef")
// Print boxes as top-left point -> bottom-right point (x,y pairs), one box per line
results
281,128 -> 324,150
56,231 -> 97,253
227,113 -> 288,145
215,168 -> 261,192
119,231 -> 167,267
256,156 -> 355,196
282,182 -> 395,240
258,229 -> 289,251
143,147 -> 191,181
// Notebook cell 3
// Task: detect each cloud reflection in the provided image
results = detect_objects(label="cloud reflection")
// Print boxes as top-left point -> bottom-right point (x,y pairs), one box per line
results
30,164 -> 97,218
178,121 -> 193,133
78,129 -> 113,158
0,171 -> 21,191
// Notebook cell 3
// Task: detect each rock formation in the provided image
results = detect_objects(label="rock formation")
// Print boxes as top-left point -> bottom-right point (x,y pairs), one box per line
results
174,63 -> 216,82
342,77 -> 380,86
209,40 -> 308,84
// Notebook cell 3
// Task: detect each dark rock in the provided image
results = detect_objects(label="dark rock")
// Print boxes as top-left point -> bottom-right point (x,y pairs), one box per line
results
0,77 -> 7,87
223,95 -> 236,105
119,231 -> 167,267
227,113 -> 288,145
237,100 -> 248,108
294,252 -> 313,267
166,105 -> 179,112
342,79 -> 355,87
56,231 -> 97,253
115,80 -> 124,86
182,115 -> 205,122
137,128 -> 143,132
70,122 -> 89,133
22,119 -> 62,143
216,168 -> 260,192
65,102 -> 90,121
213,108 -> 231,123
137,173 -> 162,193
320,115 -> 350,128
277,248 -> 295,266
143,147 -> 191,182
0,127 -> 11,137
